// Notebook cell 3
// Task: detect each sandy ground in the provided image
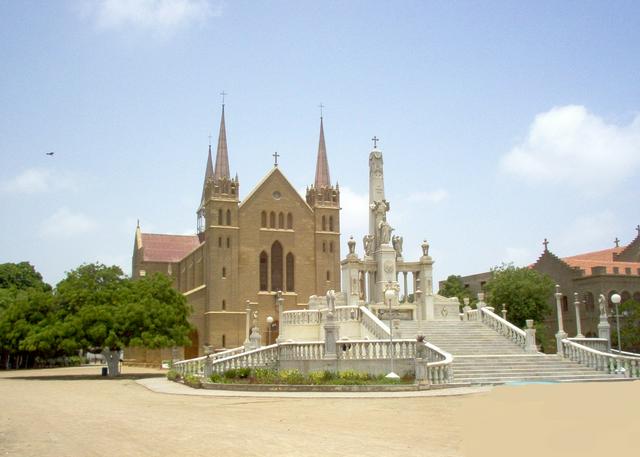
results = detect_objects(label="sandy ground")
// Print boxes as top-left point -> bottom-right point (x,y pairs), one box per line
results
0,366 -> 637,457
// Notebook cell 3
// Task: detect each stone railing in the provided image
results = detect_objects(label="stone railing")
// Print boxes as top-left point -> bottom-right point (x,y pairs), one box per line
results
562,339 -> 640,378
172,346 -> 245,375
416,342 -> 453,385
568,337 -> 609,352
359,305 -> 391,339
334,305 -> 361,322
337,339 -> 416,360
480,307 -> 526,349
279,341 -> 324,360
610,349 -> 640,358
465,309 -> 479,321
210,344 -> 279,374
281,309 -> 321,325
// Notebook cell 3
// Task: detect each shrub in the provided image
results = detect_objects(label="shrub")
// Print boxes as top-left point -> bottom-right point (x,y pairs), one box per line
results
278,369 -> 306,385
184,374 -> 202,388
223,367 -> 252,380
166,370 -> 180,381
209,373 -> 224,383
253,368 -> 278,384
338,370 -> 371,383
67,355 -> 83,367
308,370 -> 335,384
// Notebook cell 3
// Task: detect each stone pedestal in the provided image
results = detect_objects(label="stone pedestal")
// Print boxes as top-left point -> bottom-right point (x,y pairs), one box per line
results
525,319 -> 537,353
598,316 -> 611,350
376,243 -> 397,302
341,257 -> 361,307
555,330 -> 568,355
323,312 -> 339,360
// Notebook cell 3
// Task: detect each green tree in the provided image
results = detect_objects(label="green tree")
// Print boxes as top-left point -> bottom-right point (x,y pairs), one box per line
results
484,264 -> 554,328
27,264 -> 192,376
619,300 -> 640,352
0,262 -> 51,292
438,275 -> 473,304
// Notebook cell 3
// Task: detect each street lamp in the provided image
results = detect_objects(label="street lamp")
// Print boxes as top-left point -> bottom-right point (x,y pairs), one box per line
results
266,316 -> 274,346
384,281 -> 400,379
611,293 -> 622,353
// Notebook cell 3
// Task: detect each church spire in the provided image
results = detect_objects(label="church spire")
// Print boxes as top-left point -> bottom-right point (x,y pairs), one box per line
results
213,104 -> 230,180
200,143 -> 214,204
314,115 -> 331,188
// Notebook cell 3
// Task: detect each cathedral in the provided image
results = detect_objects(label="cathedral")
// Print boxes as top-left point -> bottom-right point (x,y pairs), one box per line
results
131,105 -> 341,358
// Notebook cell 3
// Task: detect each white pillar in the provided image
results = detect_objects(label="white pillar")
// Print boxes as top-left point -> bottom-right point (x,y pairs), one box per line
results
555,285 -> 568,355
573,292 -> 584,338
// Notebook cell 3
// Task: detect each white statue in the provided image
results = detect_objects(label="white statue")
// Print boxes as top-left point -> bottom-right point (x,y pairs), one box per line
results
326,289 -> 336,313
347,236 -> 356,255
392,235 -> 403,258
421,240 -> 430,257
363,235 -> 374,256
598,294 -> 607,317
378,220 -> 393,245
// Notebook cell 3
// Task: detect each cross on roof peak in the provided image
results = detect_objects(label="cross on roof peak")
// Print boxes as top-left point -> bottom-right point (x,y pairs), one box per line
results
543,238 -> 549,251
372,136 -> 379,148
273,151 -> 280,167
636,224 -> 640,235
220,91 -> 227,105
614,237 -> 620,248
318,103 -> 324,118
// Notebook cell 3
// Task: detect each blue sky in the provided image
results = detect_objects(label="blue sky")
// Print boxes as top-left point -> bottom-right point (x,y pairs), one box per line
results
1,0 -> 639,287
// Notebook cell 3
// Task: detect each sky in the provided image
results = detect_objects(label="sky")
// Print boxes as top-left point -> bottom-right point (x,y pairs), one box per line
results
1,0 -> 639,288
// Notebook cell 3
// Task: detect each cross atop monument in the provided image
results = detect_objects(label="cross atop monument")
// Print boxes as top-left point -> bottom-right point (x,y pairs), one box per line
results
273,151 -> 280,167
372,136 -> 379,148
220,91 -> 227,105
614,237 -> 620,248
543,238 -> 549,251
318,103 -> 324,118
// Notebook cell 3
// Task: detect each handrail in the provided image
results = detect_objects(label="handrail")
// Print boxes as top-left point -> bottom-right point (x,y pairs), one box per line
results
610,348 -> 640,359
562,339 -> 640,378
416,342 -> 453,385
480,307 -> 526,349
567,337 -> 608,352
359,305 -> 391,339
337,338 -> 416,360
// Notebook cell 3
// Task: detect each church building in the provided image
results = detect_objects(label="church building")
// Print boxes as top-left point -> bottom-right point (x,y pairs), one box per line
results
131,105 -> 341,358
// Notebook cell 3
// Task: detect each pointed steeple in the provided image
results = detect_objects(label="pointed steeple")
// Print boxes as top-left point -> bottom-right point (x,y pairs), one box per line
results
213,105 -> 230,180
314,116 -> 331,188
200,143 -> 214,205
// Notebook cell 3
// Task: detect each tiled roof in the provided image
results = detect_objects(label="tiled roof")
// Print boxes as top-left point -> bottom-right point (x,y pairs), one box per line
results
561,246 -> 639,275
140,233 -> 201,263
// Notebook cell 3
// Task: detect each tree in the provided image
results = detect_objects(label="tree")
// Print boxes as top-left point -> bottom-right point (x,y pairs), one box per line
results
27,263 -> 192,376
0,262 -> 51,292
619,299 -> 640,352
483,264 -> 554,329
438,275 -> 473,304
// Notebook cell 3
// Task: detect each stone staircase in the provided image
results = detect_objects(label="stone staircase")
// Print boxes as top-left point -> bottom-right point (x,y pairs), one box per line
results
397,320 -> 620,385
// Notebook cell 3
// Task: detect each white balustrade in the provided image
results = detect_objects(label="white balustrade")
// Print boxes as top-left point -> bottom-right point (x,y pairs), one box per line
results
568,337 -> 609,353
337,339 -> 416,360
465,309 -> 479,321
480,307 -> 526,349
562,339 -> 640,378
282,309 -> 321,325
278,341 -> 325,360
359,306 -> 391,339
415,342 -> 453,385
334,306 -> 361,322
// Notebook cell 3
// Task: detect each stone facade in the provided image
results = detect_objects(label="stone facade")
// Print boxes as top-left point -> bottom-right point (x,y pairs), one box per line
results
132,107 -> 341,358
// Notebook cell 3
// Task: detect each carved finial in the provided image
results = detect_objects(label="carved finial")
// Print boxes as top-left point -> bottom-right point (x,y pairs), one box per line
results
614,237 -> 620,248
372,136 -> 379,148
543,238 -> 549,251
136,219 -> 140,228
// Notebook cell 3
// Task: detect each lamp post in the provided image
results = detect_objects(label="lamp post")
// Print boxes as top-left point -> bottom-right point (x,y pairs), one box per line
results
384,281 -> 400,379
266,316 -> 274,345
611,293 -> 622,353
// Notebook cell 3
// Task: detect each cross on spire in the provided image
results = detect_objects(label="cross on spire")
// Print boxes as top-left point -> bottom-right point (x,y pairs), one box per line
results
220,91 -> 227,105
543,238 -> 549,251
372,136 -> 379,148
614,237 -> 620,248
273,151 -> 280,167
318,103 -> 324,118
208,133 -> 212,146
636,224 -> 640,236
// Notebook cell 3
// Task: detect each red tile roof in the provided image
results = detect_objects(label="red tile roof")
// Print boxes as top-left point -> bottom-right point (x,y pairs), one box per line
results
561,246 -> 639,275
140,233 -> 201,263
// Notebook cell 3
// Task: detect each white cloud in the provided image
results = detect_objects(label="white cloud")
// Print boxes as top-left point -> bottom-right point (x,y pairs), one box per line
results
1,168 -> 78,194
503,247 -> 532,266
554,211 -> 617,255
39,207 -> 97,239
501,105 -> 640,191
80,0 -> 221,33
407,189 -> 449,203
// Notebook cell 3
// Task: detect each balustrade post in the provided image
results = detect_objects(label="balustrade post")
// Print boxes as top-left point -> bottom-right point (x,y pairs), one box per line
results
554,285 -> 568,355
525,319 -> 538,353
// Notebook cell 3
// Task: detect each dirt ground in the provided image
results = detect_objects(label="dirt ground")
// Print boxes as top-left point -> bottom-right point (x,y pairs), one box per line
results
0,366 -> 637,457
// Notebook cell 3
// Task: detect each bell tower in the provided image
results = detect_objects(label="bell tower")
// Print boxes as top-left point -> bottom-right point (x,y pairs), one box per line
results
306,114 -> 341,294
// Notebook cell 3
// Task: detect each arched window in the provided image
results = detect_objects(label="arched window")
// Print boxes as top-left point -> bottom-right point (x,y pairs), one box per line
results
270,212 -> 276,228
322,215 -> 326,231
621,290 -> 631,303
222,267 -> 226,278
222,300 -> 226,310
226,237 -> 230,248
326,270 -> 331,281
222,334 -> 226,347
286,252 -> 294,292
585,292 -> 595,312
226,209 -> 231,226
329,241 -> 334,253
259,251 -> 268,291
278,212 -> 284,228
218,237 -> 222,247
261,211 -> 267,228
287,213 -> 293,229
329,216 -> 334,232
322,242 -> 326,252
271,241 -> 283,291
218,209 -> 223,225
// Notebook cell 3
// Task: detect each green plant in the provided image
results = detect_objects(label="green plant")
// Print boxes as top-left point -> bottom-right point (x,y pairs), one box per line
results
278,369 -> 306,385
166,370 -> 180,381
209,372 -> 223,383
308,370 -> 335,384
184,373 -> 202,388
253,368 -> 278,384
338,370 -> 371,382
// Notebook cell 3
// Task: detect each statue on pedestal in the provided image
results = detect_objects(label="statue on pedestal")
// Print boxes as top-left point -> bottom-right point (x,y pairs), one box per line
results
392,235 -> 403,258
378,220 -> 393,245
363,235 -> 374,257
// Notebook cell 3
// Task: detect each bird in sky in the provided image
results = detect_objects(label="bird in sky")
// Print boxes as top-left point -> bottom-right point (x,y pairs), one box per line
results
45,152 -> 54,156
